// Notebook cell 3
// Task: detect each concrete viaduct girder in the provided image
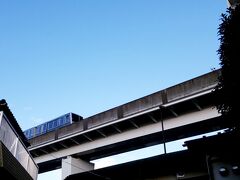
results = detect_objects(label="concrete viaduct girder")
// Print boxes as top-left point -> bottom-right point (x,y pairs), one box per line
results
27,69 -> 229,175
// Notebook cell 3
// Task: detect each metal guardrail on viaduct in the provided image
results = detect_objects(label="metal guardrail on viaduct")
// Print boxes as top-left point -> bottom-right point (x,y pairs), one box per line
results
28,69 -> 228,177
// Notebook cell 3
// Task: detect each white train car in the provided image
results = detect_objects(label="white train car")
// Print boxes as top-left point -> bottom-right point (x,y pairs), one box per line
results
24,112 -> 83,139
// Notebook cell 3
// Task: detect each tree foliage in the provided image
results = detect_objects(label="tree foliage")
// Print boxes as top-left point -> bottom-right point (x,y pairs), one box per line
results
214,5 -> 240,128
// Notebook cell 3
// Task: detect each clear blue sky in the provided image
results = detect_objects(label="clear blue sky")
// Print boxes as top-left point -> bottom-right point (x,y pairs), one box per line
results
0,0 -> 227,179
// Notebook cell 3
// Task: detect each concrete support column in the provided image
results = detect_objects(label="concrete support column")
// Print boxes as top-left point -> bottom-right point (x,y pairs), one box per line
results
62,156 -> 94,180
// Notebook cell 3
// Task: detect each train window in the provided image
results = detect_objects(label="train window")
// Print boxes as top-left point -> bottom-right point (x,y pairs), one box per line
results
24,130 -> 29,138
53,120 -> 58,128
42,123 -> 47,133
26,130 -> 31,138
36,126 -> 41,136
66,114 -> 70,119
48,121 -> 54,130
59,117 -> 64,126
30,128 -> 35,138
64,115 -> 70,124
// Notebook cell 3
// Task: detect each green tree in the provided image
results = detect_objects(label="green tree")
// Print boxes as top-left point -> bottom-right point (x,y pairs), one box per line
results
214,5 -> 240,130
